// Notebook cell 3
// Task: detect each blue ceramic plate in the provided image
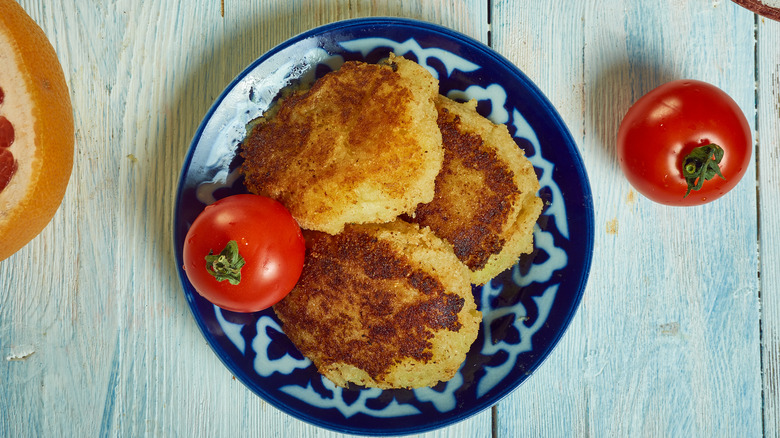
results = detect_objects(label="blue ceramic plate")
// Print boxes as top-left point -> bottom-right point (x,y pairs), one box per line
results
174,18 -> 594,436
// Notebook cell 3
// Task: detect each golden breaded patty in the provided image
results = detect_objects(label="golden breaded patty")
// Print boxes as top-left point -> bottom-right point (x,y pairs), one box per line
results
273,220 -> 481,389
240,54 -> 443,235
405,95 -> 543,285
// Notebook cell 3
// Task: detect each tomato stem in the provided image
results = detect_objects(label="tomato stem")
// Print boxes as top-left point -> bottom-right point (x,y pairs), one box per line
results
681,144 -> 725,198
205,240 -> 245,285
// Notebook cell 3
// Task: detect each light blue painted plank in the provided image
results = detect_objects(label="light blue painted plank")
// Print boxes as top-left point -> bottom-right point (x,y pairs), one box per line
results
491,1 -> 590,436
492,0 -> 762,436
757,12 -> 780,438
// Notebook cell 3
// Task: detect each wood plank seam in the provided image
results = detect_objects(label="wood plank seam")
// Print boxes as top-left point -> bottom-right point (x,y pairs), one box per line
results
753,11 -> 768,438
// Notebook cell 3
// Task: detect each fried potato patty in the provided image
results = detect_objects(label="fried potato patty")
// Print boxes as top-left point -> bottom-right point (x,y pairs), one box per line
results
405,96 -> 543,285
240,54 -> 443,235
273,220 -> 481,389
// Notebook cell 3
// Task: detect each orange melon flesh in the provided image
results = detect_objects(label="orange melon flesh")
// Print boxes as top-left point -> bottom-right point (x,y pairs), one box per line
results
0,0 -> 74,261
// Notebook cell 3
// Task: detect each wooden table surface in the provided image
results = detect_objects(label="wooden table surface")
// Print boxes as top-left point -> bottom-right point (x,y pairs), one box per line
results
2,0 -> 778,436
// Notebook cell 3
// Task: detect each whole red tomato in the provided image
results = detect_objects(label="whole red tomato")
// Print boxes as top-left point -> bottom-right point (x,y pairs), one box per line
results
617,79 -> 752,206
183,194 -> 305,313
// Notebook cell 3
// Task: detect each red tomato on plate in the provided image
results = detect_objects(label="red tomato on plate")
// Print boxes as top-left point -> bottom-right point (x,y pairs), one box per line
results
183,194 -> 305,313
617,79 -> 752,206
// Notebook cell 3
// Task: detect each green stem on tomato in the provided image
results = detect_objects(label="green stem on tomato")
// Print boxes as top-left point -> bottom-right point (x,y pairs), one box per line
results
681,143 -> 726,198
205,240 -> 245,285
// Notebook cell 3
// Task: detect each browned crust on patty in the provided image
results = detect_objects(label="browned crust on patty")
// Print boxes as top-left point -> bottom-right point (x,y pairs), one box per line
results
239,55 -> 442,234
404,96 -> 542,284
408,106 -> 516,270
273,221 -> 479,389
241,62 -> 412,194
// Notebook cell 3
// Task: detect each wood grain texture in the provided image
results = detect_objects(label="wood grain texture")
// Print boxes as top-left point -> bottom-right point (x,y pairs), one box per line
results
492,0 -> 763,436
0,0 -> 772,437
758,13 -> 780,438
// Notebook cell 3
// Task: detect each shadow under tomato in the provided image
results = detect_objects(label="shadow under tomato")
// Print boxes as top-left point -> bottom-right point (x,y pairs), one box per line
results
587,54 -> 675,165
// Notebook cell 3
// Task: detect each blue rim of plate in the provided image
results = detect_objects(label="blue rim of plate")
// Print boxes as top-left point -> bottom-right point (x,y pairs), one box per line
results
174,17 -> 594,436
